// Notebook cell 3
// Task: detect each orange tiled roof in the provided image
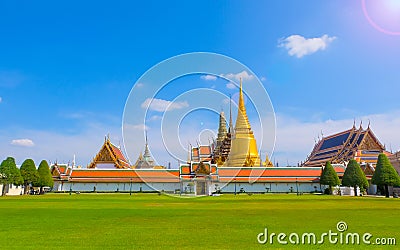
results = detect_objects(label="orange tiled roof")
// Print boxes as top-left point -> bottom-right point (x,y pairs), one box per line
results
58,166 -> 67,174
199,146 -> 211,155
51,164 -> 74,181
217,167 -> 343,182
69,169 -> 180,183
180,165 -> 191,175
110,143 -> 129,164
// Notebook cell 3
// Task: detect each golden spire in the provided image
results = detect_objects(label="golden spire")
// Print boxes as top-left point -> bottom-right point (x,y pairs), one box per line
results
224,79 -> 261,167
235,79 -> 251,132
229,94 -> 233,134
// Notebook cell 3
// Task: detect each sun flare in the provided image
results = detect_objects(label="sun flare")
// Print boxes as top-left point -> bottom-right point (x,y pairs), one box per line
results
362,0 -> 400,35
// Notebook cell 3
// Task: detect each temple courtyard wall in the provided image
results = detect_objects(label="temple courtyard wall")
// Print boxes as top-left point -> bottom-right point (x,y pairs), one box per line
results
0,184 -> 25,196
54,181 -> 341,194
219,182 -> 319,193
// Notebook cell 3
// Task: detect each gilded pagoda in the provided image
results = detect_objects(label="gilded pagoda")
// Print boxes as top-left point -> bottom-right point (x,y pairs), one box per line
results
223,80 -> 261,167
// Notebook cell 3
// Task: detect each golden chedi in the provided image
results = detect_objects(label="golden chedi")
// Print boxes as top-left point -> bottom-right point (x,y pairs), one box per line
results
224,79 -> 261,167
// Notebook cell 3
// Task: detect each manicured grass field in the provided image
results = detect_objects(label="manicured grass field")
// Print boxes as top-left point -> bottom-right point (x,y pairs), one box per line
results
0,193 -> 398,249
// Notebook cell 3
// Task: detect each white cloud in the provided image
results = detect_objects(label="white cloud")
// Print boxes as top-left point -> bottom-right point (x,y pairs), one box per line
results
226,82 -> 236,89
261,76 -> 267,82
1,123 -> 122,166
141,98 -> 189,112
136,83 -> 144,88
221,70 -> 254,82
126,123 -> 150,131
11,139 -> 35,147
279,34 -> 336,58
200,75 -> 217,81
0,97 -> 2,103
147,115 -> 162,121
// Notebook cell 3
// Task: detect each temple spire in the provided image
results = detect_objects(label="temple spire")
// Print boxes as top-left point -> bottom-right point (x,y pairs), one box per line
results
224,79 -> 261,167
235,78 -> 251,132
229,94 -> 233,134
216,110 -> 228,147
144,130 -> 151,159
134,131 -> 155,169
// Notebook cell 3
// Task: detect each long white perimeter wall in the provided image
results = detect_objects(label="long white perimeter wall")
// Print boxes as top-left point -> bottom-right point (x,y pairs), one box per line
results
55,181 -> 320,193
53,181 -> 380,195
218,182 -> 319,193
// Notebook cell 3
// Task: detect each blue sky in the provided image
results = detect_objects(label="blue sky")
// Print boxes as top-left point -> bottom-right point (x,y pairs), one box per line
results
1,0 -> 400,166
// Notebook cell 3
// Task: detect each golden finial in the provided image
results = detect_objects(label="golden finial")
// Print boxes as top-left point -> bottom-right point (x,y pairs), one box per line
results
238,78 -> 245,112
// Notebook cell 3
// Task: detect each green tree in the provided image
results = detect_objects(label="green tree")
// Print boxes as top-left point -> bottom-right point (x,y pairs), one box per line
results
20,159 -> 39,194
0,157 -> 24,196
320,161 -> 340,195
342,159 -> 369,196
36,160 -> 54,194
372,153 -> 400,198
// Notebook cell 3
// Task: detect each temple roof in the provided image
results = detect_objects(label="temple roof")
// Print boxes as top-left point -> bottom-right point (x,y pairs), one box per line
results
303,125 -> 385,167
191,145 -> 212,162
51,164 -> 72,181
88,137 -> 131,169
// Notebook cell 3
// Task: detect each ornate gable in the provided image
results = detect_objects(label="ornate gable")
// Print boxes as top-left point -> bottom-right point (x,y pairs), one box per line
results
361,164 -> 375,176
96,147 -> 115,162
51,166 -> 61,177
88,137 -> 131,169
194,162 -> 211,175
359,130 -> 385,151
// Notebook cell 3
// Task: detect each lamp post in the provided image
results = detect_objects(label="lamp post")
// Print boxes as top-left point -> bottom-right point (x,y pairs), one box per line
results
296,178 -> 299,196
130,178 -> 132,196
234,177 -> 237,195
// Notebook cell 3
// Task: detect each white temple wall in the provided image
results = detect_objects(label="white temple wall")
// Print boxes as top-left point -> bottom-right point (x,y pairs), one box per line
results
60,182 -> 180,193
219,182 -> 319,193
0,184 -> 24,196
53,181 -> 382,195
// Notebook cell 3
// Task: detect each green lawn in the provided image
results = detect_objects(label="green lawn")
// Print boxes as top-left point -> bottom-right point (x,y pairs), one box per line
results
0,193 -> 398,249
